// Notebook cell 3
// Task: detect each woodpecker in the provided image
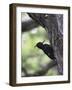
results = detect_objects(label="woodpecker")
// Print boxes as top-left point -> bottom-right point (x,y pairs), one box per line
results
35,41 -> 56,60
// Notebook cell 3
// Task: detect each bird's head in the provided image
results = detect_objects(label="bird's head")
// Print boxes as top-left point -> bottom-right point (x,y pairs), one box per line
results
34,40 -> 45,49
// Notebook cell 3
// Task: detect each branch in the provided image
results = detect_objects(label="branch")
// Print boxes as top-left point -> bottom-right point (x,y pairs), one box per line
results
22,20 -> 39,32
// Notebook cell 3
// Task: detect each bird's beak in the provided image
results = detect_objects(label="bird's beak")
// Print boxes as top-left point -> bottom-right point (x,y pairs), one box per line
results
42,40 -> 45,43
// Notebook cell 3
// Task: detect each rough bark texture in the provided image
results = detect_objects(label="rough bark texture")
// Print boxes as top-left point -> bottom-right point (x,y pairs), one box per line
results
28,13 -> 63,75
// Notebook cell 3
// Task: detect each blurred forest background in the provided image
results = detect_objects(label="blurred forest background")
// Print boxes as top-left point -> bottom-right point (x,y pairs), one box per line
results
21,13 -> 58,77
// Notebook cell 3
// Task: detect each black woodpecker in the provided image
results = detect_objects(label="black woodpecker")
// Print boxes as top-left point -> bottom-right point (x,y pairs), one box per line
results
35,41 -> 56,60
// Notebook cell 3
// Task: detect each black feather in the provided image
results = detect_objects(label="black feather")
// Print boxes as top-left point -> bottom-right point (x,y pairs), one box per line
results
36,42 -> 56,60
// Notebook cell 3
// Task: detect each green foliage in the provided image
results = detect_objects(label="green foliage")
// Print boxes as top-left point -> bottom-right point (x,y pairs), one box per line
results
46,67 -> 58,76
